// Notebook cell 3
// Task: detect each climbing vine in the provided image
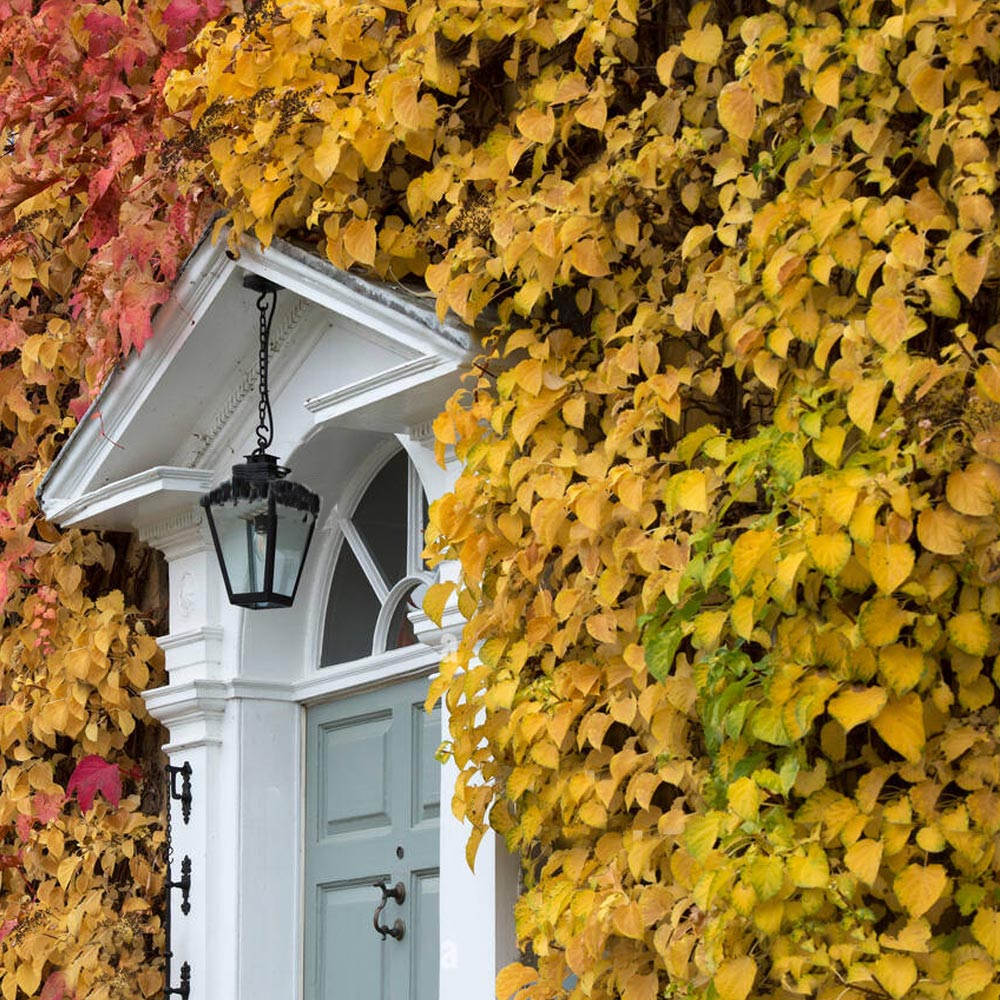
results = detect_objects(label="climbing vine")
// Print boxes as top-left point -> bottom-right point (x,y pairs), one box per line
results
0,0 -> 220,995
80,0 -> 1000,995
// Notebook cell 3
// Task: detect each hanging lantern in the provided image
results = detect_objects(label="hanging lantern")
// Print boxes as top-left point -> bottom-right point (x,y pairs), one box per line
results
200,275 -> 320,609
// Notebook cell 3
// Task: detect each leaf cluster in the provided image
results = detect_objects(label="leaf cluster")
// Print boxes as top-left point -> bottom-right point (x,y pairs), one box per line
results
0,0 -> 224,995
164,0 -> 1000,996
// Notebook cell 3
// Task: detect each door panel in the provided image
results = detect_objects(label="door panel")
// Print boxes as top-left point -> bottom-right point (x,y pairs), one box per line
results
305,676 -> 440,1000
317,710 -> 393,838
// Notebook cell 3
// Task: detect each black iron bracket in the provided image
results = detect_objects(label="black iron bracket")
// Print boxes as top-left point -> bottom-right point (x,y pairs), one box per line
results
167,763 -> 192,825
165,962 -> 190,1000
168,856 -> 192,915
164,763 -> 194,1000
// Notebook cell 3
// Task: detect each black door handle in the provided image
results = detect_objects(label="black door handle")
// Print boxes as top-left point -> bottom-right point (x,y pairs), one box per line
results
372,881 -> 406,940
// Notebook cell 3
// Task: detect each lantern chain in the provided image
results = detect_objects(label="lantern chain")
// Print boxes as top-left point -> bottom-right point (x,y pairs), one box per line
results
254,285 -> 277,456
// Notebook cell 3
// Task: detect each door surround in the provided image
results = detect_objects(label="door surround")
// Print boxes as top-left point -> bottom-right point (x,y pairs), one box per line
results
38,234 -> 519,1000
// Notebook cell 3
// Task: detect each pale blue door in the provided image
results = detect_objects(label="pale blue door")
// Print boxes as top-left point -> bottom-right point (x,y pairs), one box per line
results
304,676 -> 441,999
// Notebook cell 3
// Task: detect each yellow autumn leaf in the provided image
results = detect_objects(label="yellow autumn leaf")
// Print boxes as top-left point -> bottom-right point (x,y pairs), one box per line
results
571,239 -> 610,277
868,540 -> 914,593
730,594 -> 755,640
866,292 -> 909,351
972,909 -> 1000,960
666,469 -> 707,513
727,776 -> 762,821
313,129 -> 342,181
343,217 -> 377,266
878,644 -> 924,695
714,956 -> 757,1000
422,580 -> 456,626
947,463 -> 1000,516
718,82 -> 756,140
947,611 -> 991,656
731,529 -> 776,589
828,686 -> 887,733
872,693 -> 925,762
872,953 -> 916,999
680,23 -> 724,63
517,106 -> 556,143
684,812 -> 722,861
496,963 -> 537,1000
844,838 -> 883,884
905,57 -> 944,112
812,64 -> 842,107
859,597 -> 910,646
951,959 -> 993,1000
575,95 -> 607,131
952,248 -> 989,300
787,844 -> 829,888
893,863 -> 947,918
806,532 -> 851,576
916,507 -> 965,555
847,378 -> 882,434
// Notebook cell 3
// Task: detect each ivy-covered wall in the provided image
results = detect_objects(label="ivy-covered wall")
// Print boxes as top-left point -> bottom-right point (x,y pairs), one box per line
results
0,1 -> 219,995
7,0 -> 1000,997
164,0 -> 1000,997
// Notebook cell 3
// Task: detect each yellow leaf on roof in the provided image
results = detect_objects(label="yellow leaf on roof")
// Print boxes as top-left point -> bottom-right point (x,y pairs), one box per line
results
342,217 -> 377,266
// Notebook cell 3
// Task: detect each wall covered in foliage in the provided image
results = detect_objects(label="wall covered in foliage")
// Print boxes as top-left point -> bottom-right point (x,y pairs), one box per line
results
6,0 -> 1000,995
0,0 -> 220,995
163,0 -> 1000,998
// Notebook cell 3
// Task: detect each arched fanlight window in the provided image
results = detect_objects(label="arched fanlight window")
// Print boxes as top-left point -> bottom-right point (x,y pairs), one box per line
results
320,449 -> 431,666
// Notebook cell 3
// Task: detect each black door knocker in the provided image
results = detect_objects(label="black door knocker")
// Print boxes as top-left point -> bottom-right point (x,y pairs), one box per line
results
372,880 -> 405,941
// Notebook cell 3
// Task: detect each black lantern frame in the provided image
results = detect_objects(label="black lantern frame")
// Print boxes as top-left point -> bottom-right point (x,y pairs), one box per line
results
200,275 -> 321,610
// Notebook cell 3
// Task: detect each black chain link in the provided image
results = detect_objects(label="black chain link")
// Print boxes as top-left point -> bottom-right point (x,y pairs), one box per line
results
253,287 -> 277,455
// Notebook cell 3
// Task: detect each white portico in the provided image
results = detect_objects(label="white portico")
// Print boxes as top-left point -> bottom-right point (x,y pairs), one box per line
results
38,235 -> 518,1000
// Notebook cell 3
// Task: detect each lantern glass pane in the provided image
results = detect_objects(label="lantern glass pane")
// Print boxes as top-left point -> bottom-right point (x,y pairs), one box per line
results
212,499 -> 270,596
273,501 -> 314,598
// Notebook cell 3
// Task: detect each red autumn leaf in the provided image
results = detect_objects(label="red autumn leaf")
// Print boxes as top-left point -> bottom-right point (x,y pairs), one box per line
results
41,971 -> 69,1000
83,10 -> 123,57
162,0 -> 225,50
67,756 -> 122,812
0,919 -> 17,945
88,131 -> 136,207
33,791 -> 66,824
14,814 -> 31,841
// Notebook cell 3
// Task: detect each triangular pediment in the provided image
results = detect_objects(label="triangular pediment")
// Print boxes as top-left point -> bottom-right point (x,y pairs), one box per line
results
39,236 -> 474,532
